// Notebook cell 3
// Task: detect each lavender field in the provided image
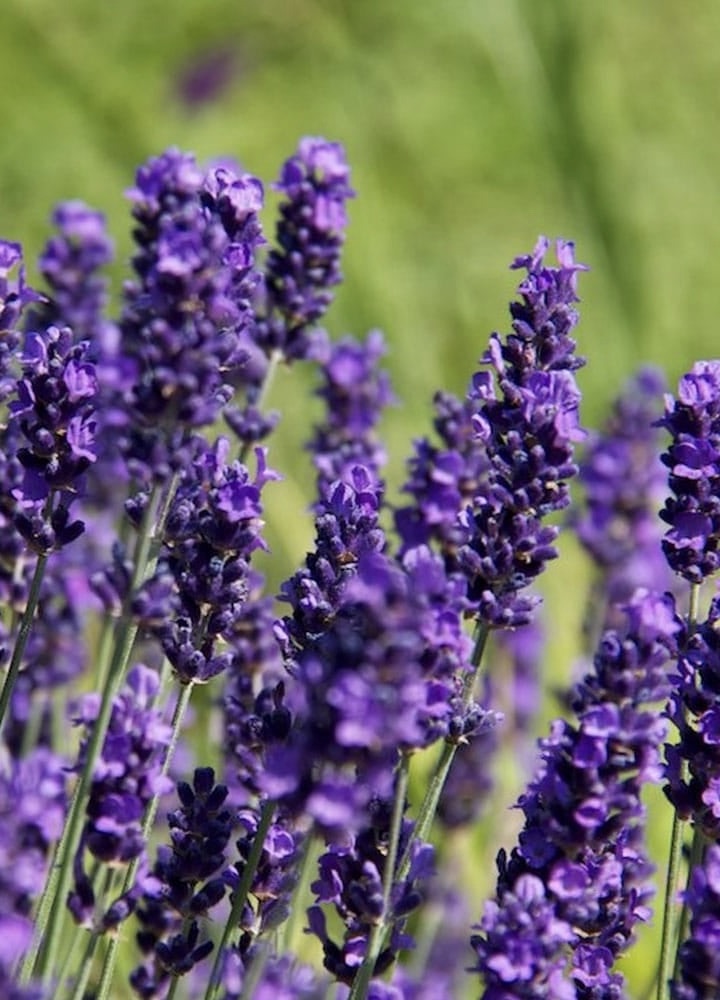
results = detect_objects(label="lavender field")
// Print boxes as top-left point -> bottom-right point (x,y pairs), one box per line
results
2,2 -> 720,998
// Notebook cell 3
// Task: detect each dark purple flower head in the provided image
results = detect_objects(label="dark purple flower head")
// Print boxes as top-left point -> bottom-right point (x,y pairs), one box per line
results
119,148 -> 265,484
8,325 -> 97,552
572,367 -> 671,618
308,802 -> 434,986
31,200 -> 115,345
397,239 -> 586,629
255,136 -> 355,360
307,329 -> 395,495
69,665 -> 172,928
0,748 -> 67,974
663,593 -> 720,838
491,235 -> 587,383
131,767 -> 234,996
135,439 -> 279,683
277,464 -> 386,661
672,844 -> 720,999
269,548 -> 476,834
473,588 -> 678,997
659,360 -> 720,582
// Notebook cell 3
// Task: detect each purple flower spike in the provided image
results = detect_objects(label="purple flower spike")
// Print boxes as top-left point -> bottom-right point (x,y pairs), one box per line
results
572,366 -> 671,616
397,238 -> 587,629
307,329 -> 395,495
672,844 -> 720,999
255,136 -> 355,360
130,767 -> 234,996
119,148 -> 265,484
472,588 -> 680,997
32,200 -> 115,344
68,664 -> 172,928
659,360 -> 720,582
10,325 -> 97,552
308,802 -> 434,986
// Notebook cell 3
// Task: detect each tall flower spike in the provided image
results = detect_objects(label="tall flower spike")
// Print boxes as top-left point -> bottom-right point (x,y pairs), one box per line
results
572,366 -> 671,615
31,200 -> 115,345
658,360 -> 720,582
472,590 -> 681,997
130,768 -> 234,997
307,800 -> 435,986
68,664 -> 172,929
664,593 -> 720,838
671,844 -> 720,999
397,238 -> 587,628
134,438 -> 279,685
254,136 -> 355,361
119,149 -> 264,484
10,325 -> 97,553
306,329 -> 394,496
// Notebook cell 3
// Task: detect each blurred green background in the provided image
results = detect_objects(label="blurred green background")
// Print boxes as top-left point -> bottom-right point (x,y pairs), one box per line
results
3,0 -> 718,994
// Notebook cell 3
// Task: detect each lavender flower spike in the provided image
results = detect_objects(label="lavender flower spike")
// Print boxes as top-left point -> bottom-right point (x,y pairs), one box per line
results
572,366 -> 671,610
397,238 -> 587,629
658,360 -> 720,582
10,325 -> 97,553
255,136 -> 355,360
32,200 -> 115,343
119,149 -> 264,484
672,844 -> 720,999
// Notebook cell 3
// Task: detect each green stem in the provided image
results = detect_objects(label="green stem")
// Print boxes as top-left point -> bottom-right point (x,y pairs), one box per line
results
347,755 -> 411,1000
278,829 -> 319,956
656,580 -> 702,1000
203,798 -> 277,1000
0,549 -> 49,730
656,810 -> 687,1000
396,621 -> 490,883
22,482 -> 167,985
94,680 -> 195,1000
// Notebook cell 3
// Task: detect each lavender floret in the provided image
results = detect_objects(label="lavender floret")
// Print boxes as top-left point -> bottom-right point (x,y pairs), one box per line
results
572,366 -> 671,610
119,149 -> 264,483
131,768 -> 234,996
255,136 -> 355,360
658,360 -> 720,582
472,590 -> 680,997
68,665 -> 172,928
672,844 -> 720,999
307,329 -> 394,495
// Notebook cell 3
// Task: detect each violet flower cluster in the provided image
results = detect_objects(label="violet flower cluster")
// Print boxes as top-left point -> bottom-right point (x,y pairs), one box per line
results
472,590 -> 680,997
397,237 -> 587,628
3,135 -> 720,1000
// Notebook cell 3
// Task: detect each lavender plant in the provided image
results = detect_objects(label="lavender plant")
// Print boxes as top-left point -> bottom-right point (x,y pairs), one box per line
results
0,134 -> 716,1000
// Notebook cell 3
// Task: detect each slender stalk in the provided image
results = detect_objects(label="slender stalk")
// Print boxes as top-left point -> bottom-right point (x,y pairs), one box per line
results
656,809 -> 687,1000
0,549 -> 48,730
347,755 -> 410,1000
203,798 -> 277,1000
22,482 -> 167,985
278,828 -> 319,956
656,580 -> 701,1000
396,621 -> 490,883
94,679 -> 195,1000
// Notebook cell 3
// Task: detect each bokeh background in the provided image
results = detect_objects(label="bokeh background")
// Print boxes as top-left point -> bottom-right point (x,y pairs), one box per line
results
3,1 -> 719,995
